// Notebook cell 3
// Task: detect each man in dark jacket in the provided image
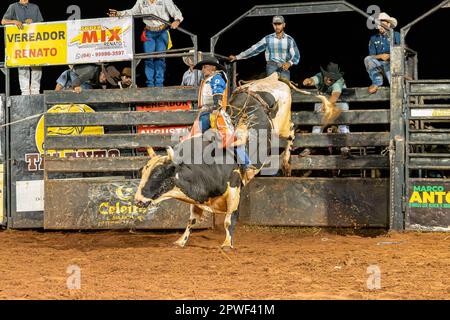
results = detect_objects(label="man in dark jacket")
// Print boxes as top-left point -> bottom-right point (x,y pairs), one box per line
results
70,64 -> 121,93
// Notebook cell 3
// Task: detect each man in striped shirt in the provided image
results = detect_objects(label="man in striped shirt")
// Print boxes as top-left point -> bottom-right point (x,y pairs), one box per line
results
229,16 -> 300,80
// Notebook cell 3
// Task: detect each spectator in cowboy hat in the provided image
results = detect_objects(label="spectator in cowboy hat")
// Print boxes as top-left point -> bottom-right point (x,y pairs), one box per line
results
181,50 -> 203,86
108,0 -> 183,87
364,12 -> 401,94
71,64 -> 121,93
301,62 -> 352,159
229,15 -> 300,80
118,67 -> 132,89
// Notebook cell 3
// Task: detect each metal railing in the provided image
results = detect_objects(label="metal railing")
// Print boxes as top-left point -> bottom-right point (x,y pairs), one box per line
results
0,15 -> 201,96
129,13 -> 199,88
209,1 -> 398,93
210,1 -> 396,54
400,0 -> 450,81
0,25 -> 8,96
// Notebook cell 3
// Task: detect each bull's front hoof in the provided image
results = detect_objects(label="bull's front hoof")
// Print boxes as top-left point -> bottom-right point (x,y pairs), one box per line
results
220,245 -> 234,252
282,166 -> 292,177
135,201 -> 150,209
173,240 -> 186,248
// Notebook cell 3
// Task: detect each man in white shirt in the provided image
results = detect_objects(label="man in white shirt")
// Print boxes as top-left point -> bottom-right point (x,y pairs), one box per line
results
2,0 -> 44,95
108,0 -> 183,87
181,50 -> 203,86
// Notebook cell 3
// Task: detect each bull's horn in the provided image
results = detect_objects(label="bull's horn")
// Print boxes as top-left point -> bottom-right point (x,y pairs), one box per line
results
166,146 -> 174,161
147,147 -> 157,158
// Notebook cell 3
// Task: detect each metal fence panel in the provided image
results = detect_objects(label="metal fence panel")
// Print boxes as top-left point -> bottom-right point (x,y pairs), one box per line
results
44,179 -> 213,230
406,179 -> 450,231
0,94 -> 5,226
8,95 -> 46,228
240,178 -> 389,227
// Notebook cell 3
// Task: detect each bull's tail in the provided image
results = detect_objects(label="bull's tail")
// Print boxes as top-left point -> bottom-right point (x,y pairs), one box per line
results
278,77 -> 312,96
279,77 -> 341,126
147,147 -> 157,158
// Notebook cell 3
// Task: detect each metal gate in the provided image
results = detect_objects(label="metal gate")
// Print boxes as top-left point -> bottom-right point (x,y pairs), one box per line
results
405,80 -> 450,231
400,0 -> 450,231
2,1 -> 449,230
0,94 -> 5,226
42,87 -> 214,230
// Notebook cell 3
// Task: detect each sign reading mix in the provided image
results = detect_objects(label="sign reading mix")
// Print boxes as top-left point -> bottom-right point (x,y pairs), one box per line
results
5,17 -> 133,67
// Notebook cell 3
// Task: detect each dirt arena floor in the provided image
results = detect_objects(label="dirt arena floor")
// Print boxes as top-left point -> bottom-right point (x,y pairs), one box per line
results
0,225 -> 449,300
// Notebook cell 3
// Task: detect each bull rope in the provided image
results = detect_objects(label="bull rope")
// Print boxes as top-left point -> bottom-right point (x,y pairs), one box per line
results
0,111 -> 48,128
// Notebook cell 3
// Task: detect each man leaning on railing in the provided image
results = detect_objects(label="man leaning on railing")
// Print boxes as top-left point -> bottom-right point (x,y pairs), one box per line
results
1,0 -> 43,95
108,0 -> 184,88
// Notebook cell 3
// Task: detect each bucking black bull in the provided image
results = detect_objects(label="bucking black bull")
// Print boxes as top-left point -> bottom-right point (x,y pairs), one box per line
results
134,73 -> 334,249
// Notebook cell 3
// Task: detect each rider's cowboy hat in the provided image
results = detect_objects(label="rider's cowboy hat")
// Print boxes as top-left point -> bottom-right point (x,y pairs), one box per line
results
183,50 -> 203,67
320,62 -> 344,81
378,12 -> 397,28
194,54 -> 226,71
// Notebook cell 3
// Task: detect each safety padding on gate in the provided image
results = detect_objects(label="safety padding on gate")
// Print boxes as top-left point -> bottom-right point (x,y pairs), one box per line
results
44,179 -> 213,230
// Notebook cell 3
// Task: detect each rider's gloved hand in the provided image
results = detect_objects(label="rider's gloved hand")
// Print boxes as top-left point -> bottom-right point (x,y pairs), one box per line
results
213,94 -> 224,109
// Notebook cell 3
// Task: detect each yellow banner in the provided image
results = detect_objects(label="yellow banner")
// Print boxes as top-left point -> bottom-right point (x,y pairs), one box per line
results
35,104 -> 104,157
0,164 -> 3,224
5,22 -> 67,67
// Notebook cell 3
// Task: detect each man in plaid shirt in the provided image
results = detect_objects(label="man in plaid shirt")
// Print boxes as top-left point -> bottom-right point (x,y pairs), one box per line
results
229,16 -> 300,80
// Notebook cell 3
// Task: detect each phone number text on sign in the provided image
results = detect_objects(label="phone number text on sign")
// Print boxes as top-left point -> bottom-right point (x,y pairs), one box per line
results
95,50 -> 126,57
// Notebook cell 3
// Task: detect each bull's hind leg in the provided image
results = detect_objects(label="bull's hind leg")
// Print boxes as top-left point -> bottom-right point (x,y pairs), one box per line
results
222,210 -> 239,250
222,186 -> 241,249
174,204 -> 202,248
281,124 -> 295,177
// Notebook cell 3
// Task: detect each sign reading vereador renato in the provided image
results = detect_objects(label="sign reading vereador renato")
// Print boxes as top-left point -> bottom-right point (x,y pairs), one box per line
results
5,22 -> 67,66
5,17 -> 133,67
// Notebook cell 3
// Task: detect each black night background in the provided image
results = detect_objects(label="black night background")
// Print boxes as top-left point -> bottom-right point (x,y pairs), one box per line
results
0,0 -> 448,95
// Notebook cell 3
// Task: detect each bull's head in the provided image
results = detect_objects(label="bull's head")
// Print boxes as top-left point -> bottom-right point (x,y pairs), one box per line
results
135,147 -> 177,208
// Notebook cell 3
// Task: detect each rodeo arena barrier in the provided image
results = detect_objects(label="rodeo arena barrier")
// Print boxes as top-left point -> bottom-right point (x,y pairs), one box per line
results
0,1 -> 449,231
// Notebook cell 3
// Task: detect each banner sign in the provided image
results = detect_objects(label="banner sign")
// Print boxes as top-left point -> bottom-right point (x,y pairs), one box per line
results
25,104 -> 120,172
5,22 -> 67,66
66,17 -> 133,65
5,17 -> 133,67
411,109 -> 450,118
408,183 -> 450,209
137,102 -> 192,135
407,180 -> 450,231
